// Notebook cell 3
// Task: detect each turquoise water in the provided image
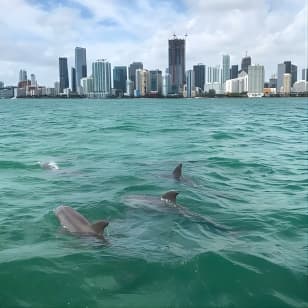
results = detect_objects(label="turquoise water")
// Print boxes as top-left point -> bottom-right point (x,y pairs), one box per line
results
0,97 -> 307,308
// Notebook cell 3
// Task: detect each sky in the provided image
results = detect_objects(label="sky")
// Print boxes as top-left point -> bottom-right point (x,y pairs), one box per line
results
0,0 -> 306,87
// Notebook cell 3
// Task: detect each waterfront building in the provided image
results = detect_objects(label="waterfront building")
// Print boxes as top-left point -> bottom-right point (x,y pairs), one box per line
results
75,47 -> 87,93
248,65 -> 265,97
0,81 -> 4,88
113,66 -> 127,93
128,62 -> 143,90
46,88 -> 56,96
54,81 -> 60,96
225,71 -> 248,95
59,57 -> 69,93
193,64 -> 205,91
71,67 -> 77,93
81,76 -> 94,95
206,65 -> 222,84
135,69 -> 150,97
241,54 -> 251,73
185,70 -> 195,98
92,59 -> 111,97
230,65 -> 238,79
302,68 -> 308,81
30,74 -> 37,87
292,80 -> 308,93
168,36 -> 185,94
149,69 -> 163,95
269,76 -> 277,89
277,63 -> 286,93
162,71 -> 171,97
126,80 -> 134,97
19,69 -> 27,82
283,73 -> 292,95
291,64 -> 297,85
222,54 -> 230,84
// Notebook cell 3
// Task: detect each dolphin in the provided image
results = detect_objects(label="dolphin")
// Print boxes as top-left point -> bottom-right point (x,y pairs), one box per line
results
172,163 -> 182,180
124,191 -> 229,232
39,161 -> 59,170
54,205 -> 109,239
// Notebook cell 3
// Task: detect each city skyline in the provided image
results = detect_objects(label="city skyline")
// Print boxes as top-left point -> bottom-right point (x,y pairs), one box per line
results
0,0 -> 306,87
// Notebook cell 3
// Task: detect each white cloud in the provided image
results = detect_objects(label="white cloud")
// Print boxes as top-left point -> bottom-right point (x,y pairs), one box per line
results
0,0 -> 306,86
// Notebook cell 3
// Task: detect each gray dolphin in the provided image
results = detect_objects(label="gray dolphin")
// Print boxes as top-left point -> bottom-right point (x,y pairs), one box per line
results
124,191 -> 229,232
54,205 -> 109,239
172,163 -> 182,180
39,161 -> 59,170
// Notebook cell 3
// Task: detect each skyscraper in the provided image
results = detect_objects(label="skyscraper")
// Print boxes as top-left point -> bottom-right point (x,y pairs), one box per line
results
59,57 -> 69,93
135,69 -> 150,97
168,36 -> 185,94
149,70 -> 163,94
71,67 -> 76,93
283,73 -> 292,94
241,54 -> 251,73
128,62 -> 143,89
230,65 -> 238,79
186,70 -> 195,98
302,68 -> 308,81
92,59 -> 111,97
113,66 -> 127,93
277,63 -> 286,92
75,47 -> 87,93
222,54 -> 230,84
248,65 -> 264,97
291,64 -> 297,85
30,74 -> 37,87
193,64 -> 205,90
19,69 -> 27,82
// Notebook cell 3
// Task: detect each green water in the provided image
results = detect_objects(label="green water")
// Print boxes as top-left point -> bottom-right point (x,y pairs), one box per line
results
0,98 -> 307,308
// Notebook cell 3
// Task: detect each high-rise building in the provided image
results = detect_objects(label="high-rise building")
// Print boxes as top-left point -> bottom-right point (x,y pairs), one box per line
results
241,55 -> 251,73
81,76 -> 94,95
113,66 -> 127,93
168,37 -> 185,94
291,64 -> 297,85
222,55 -> 230,84
283,73 -> 292,95
269,76 -> 277,89
230,65 -> 238,79
71,67 -> 77,93
75,47 -> 87,93
284,61 -> 291,73
19,69 -> 27,82
185,70 -> 195,98
30,74 -> 37,87
248,65 -> 264,97
302,68 -> 308,81
193,64 -> 205,90
92,59 -> 111,97
59,57 -> 69,93
135,69 -> 150,97
0,81 -> 4,88
128,62 -> 143,89
126,80 -> 134,97
206,66 -> 221,83
162,72 -> 171,97
277,63 -> 287,92
149,70 -> 163,94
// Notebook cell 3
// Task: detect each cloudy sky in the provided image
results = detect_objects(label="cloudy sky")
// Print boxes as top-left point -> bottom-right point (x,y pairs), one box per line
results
0,0 -> 306,87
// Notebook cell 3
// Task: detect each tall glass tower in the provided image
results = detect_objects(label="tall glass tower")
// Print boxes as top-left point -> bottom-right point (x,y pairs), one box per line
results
75,47 -> 87,93
92,59 -> 111,96
59,57 -> 69,93
193,64 -> 205,90
222,54 -> 230,84
168,36 -> 185,94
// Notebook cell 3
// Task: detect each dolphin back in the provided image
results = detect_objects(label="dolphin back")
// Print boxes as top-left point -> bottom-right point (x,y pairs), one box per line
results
172,163 -> 182,179
91,220 -> 109,234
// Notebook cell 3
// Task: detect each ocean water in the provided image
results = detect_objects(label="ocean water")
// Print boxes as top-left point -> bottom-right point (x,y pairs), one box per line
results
0,97 -> 307,308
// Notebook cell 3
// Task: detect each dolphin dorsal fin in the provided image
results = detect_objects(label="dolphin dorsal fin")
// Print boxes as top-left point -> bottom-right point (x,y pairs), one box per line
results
162,191 -> 179,203
91,220 -> 109,234
172,163 -> 182,180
